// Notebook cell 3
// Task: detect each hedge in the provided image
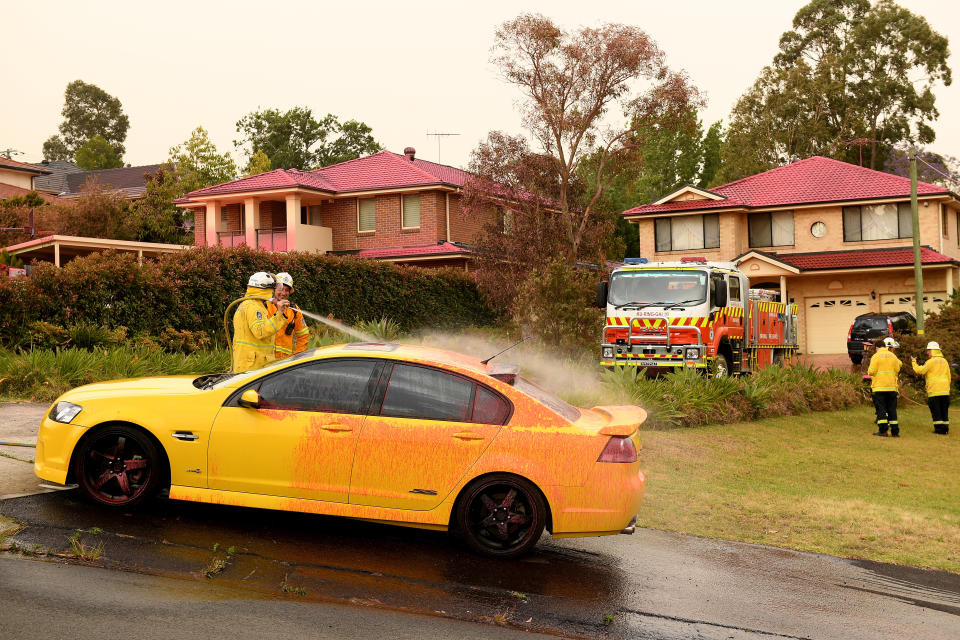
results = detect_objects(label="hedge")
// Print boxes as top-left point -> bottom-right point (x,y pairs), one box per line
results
0,246 -> 498,347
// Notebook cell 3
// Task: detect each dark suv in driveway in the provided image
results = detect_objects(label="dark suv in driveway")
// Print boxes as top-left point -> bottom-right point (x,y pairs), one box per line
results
847,312 -> 916,364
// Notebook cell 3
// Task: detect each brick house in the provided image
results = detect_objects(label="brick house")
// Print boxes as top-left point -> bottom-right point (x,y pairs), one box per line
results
622,156 -> 960,355
174,148 -> 493,269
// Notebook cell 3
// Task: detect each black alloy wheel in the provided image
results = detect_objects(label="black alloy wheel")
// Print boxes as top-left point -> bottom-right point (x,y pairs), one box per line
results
74,426 -> 161,508
456,474 -> 546,558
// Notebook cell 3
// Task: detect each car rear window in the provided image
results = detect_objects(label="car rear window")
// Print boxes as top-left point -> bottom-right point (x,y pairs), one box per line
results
855,317 -> 889,331
514,378 -> 581,422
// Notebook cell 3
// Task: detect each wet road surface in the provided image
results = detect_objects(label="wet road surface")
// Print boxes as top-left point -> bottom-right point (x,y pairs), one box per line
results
2,491 -> 959,639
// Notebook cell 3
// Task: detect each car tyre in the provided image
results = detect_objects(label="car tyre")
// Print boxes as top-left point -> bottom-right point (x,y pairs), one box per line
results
456,474 -> 546,558
74,425 -> 161,508
712,354 -> 730,378
849,353 -> 863,365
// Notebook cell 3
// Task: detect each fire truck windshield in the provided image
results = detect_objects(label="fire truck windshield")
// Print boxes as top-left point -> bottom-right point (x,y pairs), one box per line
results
608,270 -> 707,308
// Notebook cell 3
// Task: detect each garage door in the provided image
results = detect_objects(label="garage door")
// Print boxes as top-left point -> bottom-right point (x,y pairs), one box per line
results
879,292 -> 949,316
805,296 -> 871,354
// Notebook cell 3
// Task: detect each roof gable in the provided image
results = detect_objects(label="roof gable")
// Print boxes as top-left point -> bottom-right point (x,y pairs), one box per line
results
625,156 -> 950,217
653,184 -> 726,205
0,156 -> 51,176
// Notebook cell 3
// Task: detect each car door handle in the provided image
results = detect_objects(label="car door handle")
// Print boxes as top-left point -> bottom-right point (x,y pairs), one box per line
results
321,423 -> 353,432
453,431 -> 486,441
171,431 -> 199,441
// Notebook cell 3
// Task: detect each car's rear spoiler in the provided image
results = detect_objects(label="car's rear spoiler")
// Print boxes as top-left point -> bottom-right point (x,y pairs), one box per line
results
591,405 -> 647,436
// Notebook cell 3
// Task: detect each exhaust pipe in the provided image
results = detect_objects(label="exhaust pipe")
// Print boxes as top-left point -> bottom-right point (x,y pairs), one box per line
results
620,515 -> 637,535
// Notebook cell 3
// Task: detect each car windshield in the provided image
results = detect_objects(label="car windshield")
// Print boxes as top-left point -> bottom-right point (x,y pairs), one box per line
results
608,270 -> 707,307
514,377 -> 580,422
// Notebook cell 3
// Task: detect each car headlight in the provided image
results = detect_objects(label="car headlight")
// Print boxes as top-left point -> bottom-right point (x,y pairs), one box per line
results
685,347 -> 700,359
50,401 -> 82,424
602,346 -> 614,358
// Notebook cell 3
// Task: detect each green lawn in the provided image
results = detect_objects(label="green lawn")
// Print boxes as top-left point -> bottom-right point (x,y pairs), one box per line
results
637,404 -> 960,573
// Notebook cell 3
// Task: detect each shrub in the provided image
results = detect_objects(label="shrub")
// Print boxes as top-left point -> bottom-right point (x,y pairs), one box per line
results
0,245 -> 498,348
27,321 -> 70,349
596,363 -> 869,429
512,259 -> 603,353
156,328 -> 211,354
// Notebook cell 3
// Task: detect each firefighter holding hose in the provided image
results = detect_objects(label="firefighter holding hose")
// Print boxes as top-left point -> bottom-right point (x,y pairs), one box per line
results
232,272 -> 289,372
269,272 -> 310,360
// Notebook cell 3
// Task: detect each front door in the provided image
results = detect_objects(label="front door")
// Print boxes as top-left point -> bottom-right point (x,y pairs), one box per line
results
349,363 -> 508,511
208,358 -> 382,503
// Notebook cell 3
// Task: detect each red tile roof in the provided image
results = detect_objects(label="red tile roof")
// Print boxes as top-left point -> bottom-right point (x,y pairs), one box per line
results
349,242 -> 472,259
0,157 -> 50,175
624,156 -> 950,216
177,151 -> 471,202
748,246 -> 958,271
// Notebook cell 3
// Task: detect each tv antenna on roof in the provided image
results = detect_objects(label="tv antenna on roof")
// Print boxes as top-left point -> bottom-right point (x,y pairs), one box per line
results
426,131 -> 460,164
0,148 -> 23,160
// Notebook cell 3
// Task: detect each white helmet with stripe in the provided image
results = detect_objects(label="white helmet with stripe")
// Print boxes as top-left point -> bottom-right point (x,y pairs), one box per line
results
276,272 -> 294,291
247,272 -> 275,289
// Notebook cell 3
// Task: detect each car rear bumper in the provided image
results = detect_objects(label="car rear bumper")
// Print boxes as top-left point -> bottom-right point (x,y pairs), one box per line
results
548,462 -> 645,536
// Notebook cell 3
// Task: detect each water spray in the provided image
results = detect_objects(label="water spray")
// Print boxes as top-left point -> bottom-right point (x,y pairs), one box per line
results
223,296 -> 377,373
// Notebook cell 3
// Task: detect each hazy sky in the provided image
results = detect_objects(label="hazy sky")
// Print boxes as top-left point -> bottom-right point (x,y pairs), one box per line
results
2,0 -> 957,172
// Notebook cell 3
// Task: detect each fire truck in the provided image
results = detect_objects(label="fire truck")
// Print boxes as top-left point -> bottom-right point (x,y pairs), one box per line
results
596,257 -> 799,376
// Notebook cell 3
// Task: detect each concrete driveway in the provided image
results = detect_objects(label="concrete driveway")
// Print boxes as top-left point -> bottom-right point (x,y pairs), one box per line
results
0,402 -> 53,499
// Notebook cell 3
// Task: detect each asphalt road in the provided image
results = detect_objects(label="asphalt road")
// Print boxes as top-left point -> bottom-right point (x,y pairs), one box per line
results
0,555 -> 555,640
3,402 -> 959,639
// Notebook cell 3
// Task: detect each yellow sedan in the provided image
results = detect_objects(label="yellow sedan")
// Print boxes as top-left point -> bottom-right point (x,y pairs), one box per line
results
35,343 -> 646,557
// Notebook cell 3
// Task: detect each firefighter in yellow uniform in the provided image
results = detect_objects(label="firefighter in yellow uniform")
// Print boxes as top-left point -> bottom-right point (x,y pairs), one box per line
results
269,272 -> 310,360
867,336 -> 902,437
232,272 -> 289,373
911,341 -> 951,435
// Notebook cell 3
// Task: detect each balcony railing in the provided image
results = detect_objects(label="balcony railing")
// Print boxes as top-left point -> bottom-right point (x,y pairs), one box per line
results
257,227 -> 287,252
216,230 -> 245,247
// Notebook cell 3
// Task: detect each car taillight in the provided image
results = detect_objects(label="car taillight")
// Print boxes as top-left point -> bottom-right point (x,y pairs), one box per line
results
847,324 -> 852,340
887,320 -> 894,335
598,436 -> 637,463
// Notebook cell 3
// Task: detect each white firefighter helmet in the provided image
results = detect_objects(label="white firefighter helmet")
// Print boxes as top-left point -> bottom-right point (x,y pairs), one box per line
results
926,341 -> 941,351
275,272 -> 294,291
247,272 -> 276,289
883,336 -> 899,348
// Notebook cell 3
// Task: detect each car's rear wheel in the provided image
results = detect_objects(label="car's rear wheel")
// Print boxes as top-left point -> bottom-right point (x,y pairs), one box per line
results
849,353 -> 863,365
456,474 -> 546,558
75,426 -> 160,508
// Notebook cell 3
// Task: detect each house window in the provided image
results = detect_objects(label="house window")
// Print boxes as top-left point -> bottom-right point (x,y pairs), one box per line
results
654,214 -> 720,252
402,194 -> 421,229
498,207 -> 514,235
842,203 -> 912,241
300,206 -> 308,225
221,207 -> 228,223
358,198 -> 376,232
943,209 -> 949,238
748,211 -> 794,247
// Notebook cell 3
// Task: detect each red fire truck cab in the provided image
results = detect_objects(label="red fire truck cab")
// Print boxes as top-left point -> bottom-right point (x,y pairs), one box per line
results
596,257 -> 799,375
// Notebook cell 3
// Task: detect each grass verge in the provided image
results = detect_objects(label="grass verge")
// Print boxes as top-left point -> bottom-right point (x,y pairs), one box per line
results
637,404 -> 960,573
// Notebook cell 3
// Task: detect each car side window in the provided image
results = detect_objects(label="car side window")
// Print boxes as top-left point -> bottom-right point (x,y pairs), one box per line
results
728,276 -> 741,303
379,363 -> 475,422
257,359 -> 380,414
472,386 -> 511,424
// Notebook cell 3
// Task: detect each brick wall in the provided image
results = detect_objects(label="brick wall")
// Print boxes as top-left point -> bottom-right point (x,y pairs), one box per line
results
449,196 -> 496,244
258,201 -> 286,229
635,199 -> 950,262
220,203 -> 242,232
193,211 -> 205,246
318,190 -> 472,251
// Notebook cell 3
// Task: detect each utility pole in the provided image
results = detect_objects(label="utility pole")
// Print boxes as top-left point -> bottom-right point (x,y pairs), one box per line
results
910,151 -> 925,336
426,131 -> 460,164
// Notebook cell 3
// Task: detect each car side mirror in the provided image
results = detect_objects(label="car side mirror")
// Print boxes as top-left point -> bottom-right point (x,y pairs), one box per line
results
714,285 -> 728,308
238,389 -> 261,409
595,281 -> 608,308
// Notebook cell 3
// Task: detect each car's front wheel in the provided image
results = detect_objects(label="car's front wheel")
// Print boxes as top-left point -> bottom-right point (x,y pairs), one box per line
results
74,425 -> 161,508
456,474 -> 546,558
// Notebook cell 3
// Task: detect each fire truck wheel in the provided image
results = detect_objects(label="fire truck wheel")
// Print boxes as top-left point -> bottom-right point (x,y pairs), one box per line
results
712,354 -> 730,378
773,350 -> 785,366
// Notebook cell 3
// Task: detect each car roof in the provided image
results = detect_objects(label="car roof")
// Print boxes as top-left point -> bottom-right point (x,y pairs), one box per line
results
854,311 -> 914,319
300,342 -> 493,375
